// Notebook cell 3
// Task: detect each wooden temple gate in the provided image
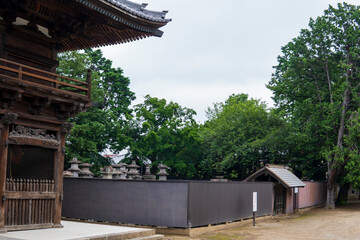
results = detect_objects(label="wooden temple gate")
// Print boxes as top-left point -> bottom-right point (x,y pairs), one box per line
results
0,111 -> 76,232
0,0 -> 169,233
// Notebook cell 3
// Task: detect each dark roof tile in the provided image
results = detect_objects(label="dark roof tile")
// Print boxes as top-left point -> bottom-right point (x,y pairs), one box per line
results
104,0 -> 171,23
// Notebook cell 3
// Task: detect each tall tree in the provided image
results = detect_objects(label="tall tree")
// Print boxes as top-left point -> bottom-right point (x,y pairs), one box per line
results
125,95 -> 201,179
199,94 -> 283,180
58,49 -> 135,174
268,3 -> 360,208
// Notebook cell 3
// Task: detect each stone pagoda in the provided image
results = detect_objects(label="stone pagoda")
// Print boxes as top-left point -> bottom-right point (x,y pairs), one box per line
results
112,163 -> 127,180
143,164 -> 156,180
127,160 -> 141,180
100,166 -> 115,179
78,163 -> 94,178
66,157 -> 81,177
157,163 -> 169,181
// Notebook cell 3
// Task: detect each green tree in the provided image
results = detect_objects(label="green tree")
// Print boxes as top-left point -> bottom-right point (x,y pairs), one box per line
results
268,3 -> 360,208
125,95 -> 201,179
199,93 -> 283,180
58,49 -> 135,174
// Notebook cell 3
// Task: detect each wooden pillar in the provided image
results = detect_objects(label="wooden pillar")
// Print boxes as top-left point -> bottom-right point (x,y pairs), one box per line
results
53,122 -> 73,228
0,113 -> 18,233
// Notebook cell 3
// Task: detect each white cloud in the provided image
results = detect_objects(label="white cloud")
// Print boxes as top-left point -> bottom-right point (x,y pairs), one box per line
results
101,0 -> 359,122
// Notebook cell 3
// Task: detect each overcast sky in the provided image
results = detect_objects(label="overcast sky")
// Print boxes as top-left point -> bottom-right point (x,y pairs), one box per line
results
100,0 -> 359,123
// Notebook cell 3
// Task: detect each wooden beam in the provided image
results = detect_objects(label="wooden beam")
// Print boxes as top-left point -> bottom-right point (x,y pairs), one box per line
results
0,109 -> 63,125
6,223 -> 53,231
5,192 -> 55,199
53,124 -> 70,228
0,113 -> 17,233
8,136 -> 60,149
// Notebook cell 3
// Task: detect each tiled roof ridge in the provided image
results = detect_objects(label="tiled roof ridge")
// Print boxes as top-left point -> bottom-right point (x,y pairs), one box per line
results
105,0 -> 171,23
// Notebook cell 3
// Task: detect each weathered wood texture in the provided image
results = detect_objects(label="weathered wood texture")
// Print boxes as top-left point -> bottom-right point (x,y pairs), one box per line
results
0,123 -> 9,232
4,178 -> 55,228
53,132 -> 66,227
0,58 -> 89,98
6,178 -> 54,192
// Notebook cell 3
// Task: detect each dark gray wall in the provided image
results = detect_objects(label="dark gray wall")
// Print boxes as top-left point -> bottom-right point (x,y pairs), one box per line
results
188,182 -> 273,227
62,178 -> 189,227
62,178 -> 273,228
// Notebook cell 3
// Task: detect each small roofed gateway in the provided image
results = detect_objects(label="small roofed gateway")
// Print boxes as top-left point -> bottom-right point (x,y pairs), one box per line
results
0,0 -> 170,233
244,164 -> 305,215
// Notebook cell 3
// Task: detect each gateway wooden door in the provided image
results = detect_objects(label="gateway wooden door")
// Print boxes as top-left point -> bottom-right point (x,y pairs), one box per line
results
4,145 -> 56,231
4,178 -> 55,231
273,184 -> 285,215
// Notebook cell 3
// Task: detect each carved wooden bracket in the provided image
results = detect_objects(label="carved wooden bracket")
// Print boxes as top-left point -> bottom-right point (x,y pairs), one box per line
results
55,102 -> 86,120
28,97 -> 51,115
2,113 -> 18,125
0,90 -> 22,109
60,122 -> 73,134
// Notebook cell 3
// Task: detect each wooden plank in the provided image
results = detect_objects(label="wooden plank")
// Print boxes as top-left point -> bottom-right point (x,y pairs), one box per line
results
10,112 -> 63,125
0,58 -> 87,85
53,131 -> 65,227
0,64 -> 87,88
5,192 -> 56,199
34,199 -> 38,224
0,74 -> 89,99
0,80 -> 89,104
15,198 -> 19,225
21,71 -> 89,91
11,199 -> 14,226
0,70 -> 89,92
8,136 -> 60,149
20,199 -> 24,225
6,223 -> 53,231
0,121 -> 9,231
28,199 -> 32,225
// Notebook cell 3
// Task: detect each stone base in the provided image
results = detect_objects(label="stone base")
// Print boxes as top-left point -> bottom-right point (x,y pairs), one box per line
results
53,223 -> 64,228
0,221 -> 161,240
0,227 -> 7,233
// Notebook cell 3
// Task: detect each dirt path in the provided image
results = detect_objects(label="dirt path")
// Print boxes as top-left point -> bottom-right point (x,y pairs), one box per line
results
167,201 -> 360,240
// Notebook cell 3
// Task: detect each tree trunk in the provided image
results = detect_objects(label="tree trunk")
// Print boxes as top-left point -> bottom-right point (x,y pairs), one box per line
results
326,174 -> 336,208
325,159 -> 336,209
336,182 -> 350,206
326,82 -> 351,208
326,186 -> 336,209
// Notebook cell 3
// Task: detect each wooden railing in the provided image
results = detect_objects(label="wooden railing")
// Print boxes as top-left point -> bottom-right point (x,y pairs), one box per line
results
0,58 -> 91,99
5,198 -> 55,227
5,178 -> 55,228
6,178 -> 54,192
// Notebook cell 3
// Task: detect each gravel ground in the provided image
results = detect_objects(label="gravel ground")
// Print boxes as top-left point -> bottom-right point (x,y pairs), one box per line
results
166,201 -> 360,240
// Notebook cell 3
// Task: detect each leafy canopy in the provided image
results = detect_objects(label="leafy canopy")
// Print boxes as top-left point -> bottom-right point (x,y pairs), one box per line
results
199,93 -> 284,180
58,49 -> 135,174
125,95 -> 201,179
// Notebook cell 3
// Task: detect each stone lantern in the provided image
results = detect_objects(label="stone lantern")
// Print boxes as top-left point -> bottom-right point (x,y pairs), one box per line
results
78,163 -> 94,178
100,166 -> 115,179
67,157 -> 81,177
112,163 -> 126,179
118,163 -> 128,173
127,160 -> 140,180
143,164 -> 156,180
63,171 -> 74,178
157,163 -> 169,181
